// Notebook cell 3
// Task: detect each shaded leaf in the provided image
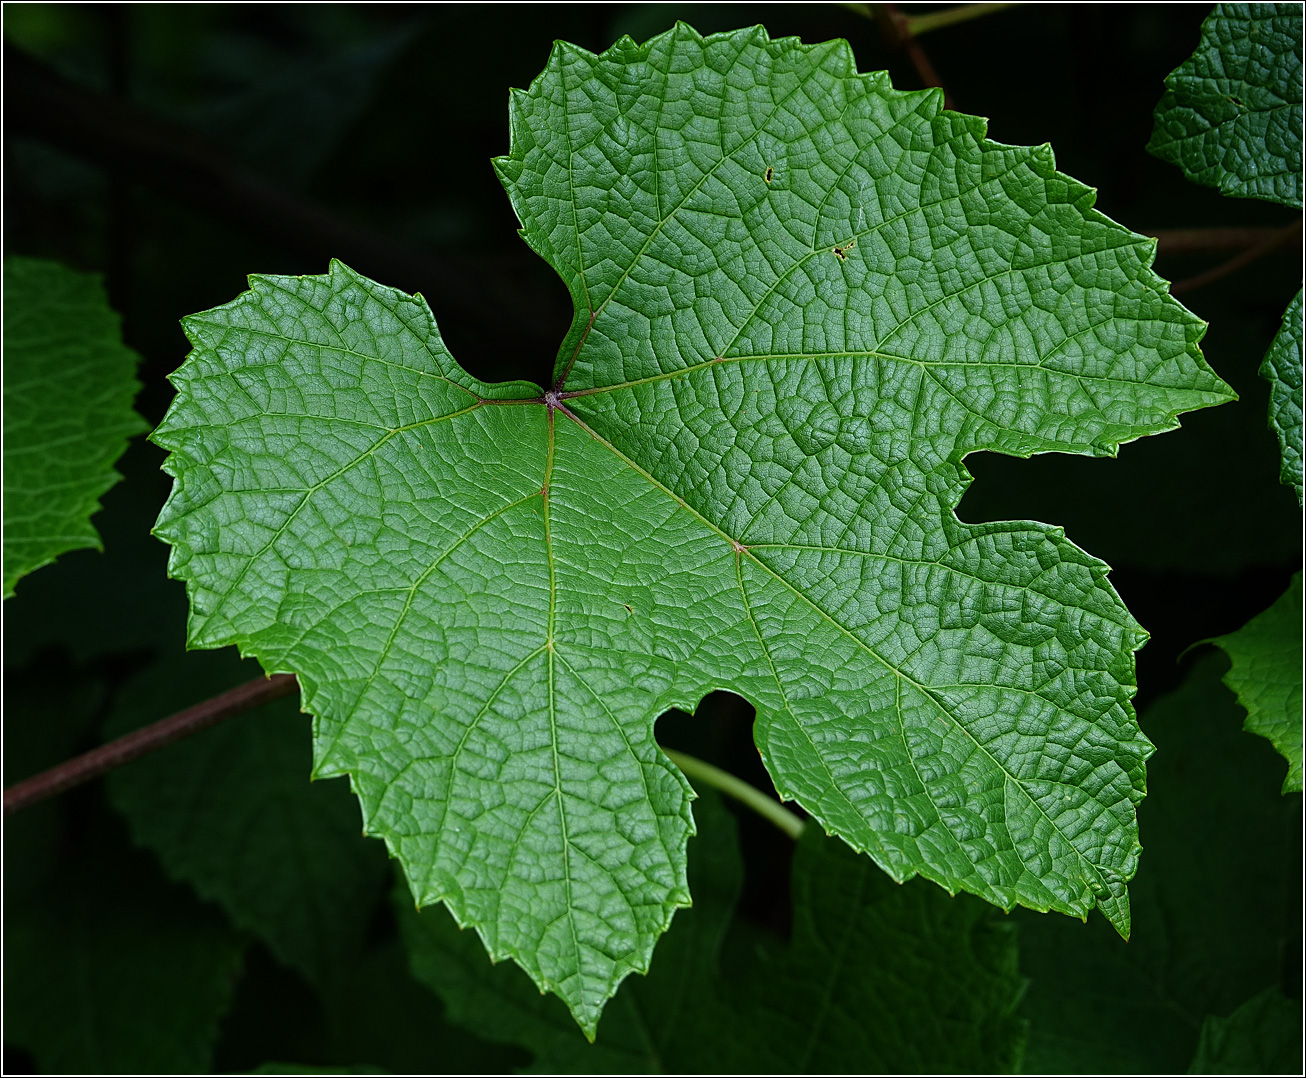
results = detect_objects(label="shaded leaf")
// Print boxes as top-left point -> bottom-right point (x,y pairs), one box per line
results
2,656 -> 108,900
3,821 -> 245,1074
1190,987 -> 1304,1074
2,257 -> 147,597
153,23 -> 1233,1031
1210,572 -> 1304,793
1148,3 -> 1304,208
731,826 -> 1027,1074
1017,651 -> 1296,1073
322,938 -> 528,1075
1,438 -> 190,666
402,788 -> 1026,1072
105,649 -> 390,990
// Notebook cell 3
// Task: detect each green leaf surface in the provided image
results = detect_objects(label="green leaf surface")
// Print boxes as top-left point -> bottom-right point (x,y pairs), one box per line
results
1190,987 -> 1304,1074
401,789 -> 1025,1072
3,822 -> 245,1074
1017,651 -> 1296,1073
1211,572 -> 1304,793
2,256 -> 148,597
1148,3 -> 1304,208
153,23 -> 1233,1032
1262,288 -> 1304,504
105,649 -> 391,990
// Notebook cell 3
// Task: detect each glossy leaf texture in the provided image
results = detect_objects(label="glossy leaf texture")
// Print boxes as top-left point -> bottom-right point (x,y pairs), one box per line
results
152,24 -> 1234,1032
399,790 -> 1026,1072
1261,288 -> 1304,504
2,257 -> 147,597
1210,572 -> 1304,793
1147,3 -> 1304,208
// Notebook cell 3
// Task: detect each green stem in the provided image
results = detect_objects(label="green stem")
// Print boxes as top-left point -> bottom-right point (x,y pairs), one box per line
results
663,749 -> 805,840
905,3 -> 1019,36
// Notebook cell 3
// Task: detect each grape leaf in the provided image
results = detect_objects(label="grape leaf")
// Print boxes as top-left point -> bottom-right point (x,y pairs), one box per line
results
1147,3 -> 1303,208
3,256 -> 147,597
1210,572 -> 1304,793
152,23 -> 1233,1033
105,649 -> 391,990
1017,651 -> 1296,1073
1261,288 -> 1304,504
1190,987 -> 1304,1074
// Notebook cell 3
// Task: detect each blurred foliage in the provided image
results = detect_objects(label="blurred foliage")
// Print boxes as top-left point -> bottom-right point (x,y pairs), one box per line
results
3,4 -> 1300,1073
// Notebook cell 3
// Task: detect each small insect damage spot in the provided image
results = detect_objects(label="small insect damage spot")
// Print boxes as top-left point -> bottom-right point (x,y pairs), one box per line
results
730,539 -> 748,554
764,166 -> 774,184
832,239 -> 856,261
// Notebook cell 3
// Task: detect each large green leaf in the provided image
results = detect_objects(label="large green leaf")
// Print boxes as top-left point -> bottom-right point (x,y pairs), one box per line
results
153,23 -> 1233,1032
1017,651 -> 1296,1073
1148,3 -> 1304,208
2,256 -> 147,597
1261,288 -> 1304,505
105,650 -> 391,990
1210,572 -> 1304,792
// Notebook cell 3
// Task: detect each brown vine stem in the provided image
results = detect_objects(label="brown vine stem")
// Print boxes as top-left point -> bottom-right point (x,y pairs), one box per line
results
3,673 -> 299,816
1147,225 -> 1292,254
1170,217 -> 1302,297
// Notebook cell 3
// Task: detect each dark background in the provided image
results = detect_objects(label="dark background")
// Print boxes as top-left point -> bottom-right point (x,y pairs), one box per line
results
4,3 -> 1302,1073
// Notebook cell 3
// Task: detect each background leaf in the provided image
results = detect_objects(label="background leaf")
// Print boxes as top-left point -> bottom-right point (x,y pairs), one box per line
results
728,826 -> 1027,1074
1189,986 -> 1304,1075
1261,287 -> 1304,504
1209,571 -> 1304,792
3,816 -> 245,1074
1016,651 -> 1298,1073
2,256 -> 147,597
400,789 -> 1026,1072
105,649 -> 392,991
1147,3 -> 1304,209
